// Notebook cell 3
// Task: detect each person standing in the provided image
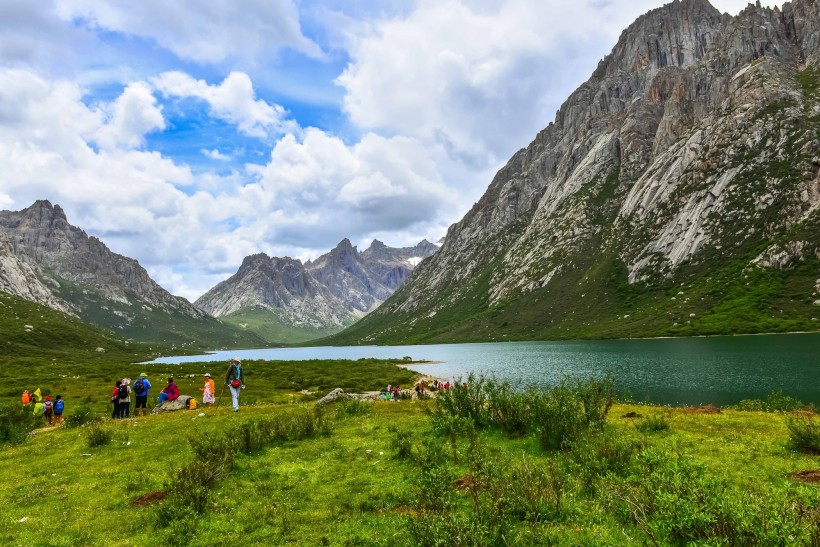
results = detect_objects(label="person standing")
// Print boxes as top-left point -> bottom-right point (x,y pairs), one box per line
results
53,395 -> 65,427
225,358 -> 244,412
43,396 -> 54,426
117,379 -> 131,418
111,380 -> 122,419
132,373 -> 151,416
202,373 -> 216,405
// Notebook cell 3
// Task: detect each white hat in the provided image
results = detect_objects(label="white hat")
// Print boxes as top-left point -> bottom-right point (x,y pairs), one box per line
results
204,373 -> 211,377
231,357 -> 241,363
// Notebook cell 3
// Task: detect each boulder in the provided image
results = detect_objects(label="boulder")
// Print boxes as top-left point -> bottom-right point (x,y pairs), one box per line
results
152,395 -> 192,414
316,388 -> 351,405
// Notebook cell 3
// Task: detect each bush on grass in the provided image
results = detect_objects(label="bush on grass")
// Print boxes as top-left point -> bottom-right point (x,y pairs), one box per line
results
86,425 -> 113,448
637,413 -> 671,433
65,405 -> 99,428
0,402 -> 41,445
786,415 -> 820,454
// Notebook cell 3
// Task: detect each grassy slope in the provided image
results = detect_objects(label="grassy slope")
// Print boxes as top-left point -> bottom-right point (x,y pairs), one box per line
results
219,307 -> 343,345
53,279 -> 265,350
2,392 -> 820,545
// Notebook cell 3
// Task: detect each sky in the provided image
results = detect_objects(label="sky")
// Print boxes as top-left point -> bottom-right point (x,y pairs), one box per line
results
0,0 -> 771,301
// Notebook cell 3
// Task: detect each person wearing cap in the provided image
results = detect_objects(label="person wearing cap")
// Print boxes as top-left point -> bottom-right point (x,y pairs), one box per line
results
201,373 -> 216,406
132,373 -> 151,416
43,396 -> 54,426
225,358 -> 244,412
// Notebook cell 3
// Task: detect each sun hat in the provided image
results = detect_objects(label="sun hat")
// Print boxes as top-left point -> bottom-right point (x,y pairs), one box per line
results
45,396 -> 51,401
204,373 -> 211,377
231,357 -> 241,363
139,372 -> 147,377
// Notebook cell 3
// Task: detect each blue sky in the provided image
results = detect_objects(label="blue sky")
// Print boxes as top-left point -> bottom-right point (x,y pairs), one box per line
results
0,0 -> 766,300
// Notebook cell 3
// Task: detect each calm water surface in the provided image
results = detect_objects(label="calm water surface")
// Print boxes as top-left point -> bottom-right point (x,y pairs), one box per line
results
146,333 -> 820,406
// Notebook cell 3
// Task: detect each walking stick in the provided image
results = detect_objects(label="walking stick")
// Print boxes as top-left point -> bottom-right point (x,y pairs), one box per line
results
215,380 -> 226,414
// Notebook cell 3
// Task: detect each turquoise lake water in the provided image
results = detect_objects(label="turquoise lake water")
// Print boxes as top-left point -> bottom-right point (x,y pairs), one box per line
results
145,332 -> 820,406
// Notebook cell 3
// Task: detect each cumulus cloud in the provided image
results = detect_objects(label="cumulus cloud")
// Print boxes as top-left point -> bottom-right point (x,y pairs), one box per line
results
152,71 -> 295,138
93,81 -> 165,150
54,0 -> 322,64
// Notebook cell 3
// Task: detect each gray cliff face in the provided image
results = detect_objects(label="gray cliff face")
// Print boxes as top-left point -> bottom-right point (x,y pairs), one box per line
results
195,238 -> 438,327
0,200 -> 207,325
359,0 -> 820,340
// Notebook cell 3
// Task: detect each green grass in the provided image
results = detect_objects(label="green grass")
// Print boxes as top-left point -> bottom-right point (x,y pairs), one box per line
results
219,307 -> 344,345
3,363 -> 820,545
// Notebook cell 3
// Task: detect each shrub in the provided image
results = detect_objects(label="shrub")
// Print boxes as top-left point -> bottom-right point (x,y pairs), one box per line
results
86,426 -> 113,448
335,398 -> 371,418
389,426 -> 413,460
0,403 -> 40,445
786,415 -> 820,454
735,391 -> 807,412
637,413 -> 671,433
65,405 -> 98,428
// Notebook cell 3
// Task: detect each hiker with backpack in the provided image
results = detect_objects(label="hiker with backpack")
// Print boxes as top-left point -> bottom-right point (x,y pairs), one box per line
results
111,380 -> 122,419
132,373 -> 151,416
225,358 -> 244,412
43,396 -> 54,426
117,378 -> 132,418
53,395 -> 64,426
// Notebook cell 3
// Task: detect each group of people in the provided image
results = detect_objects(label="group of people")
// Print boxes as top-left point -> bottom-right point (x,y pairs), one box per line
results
109,357 -> 246,418
21,389 -> 65,426
414,379 -> 451,396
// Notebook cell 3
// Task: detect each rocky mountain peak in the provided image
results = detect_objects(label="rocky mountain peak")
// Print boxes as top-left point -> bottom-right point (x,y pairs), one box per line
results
594,0 -> 724,81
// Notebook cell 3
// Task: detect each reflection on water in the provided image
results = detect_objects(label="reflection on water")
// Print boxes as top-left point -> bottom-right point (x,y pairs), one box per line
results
145,332 -> 820,406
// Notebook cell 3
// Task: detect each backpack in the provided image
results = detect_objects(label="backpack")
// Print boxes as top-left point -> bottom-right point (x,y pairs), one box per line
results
54,400 -> 64,414
118,384 -> 129,399
43,401 -> 53,415
133,378 -> 146,396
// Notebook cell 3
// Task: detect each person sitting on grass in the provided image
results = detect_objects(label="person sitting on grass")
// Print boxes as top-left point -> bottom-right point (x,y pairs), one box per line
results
157,377 -> 179,404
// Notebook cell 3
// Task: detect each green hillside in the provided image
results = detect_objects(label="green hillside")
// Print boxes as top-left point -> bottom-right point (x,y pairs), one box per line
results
328,208 -> 820,345
0,291 -> 158,366
219,307 -> 343,345
53,280 -> 266,350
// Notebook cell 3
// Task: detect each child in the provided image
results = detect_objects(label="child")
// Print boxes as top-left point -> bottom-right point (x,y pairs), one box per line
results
53,395 -> 65,427
43,396 -> 54,426
202,373 -> 216,405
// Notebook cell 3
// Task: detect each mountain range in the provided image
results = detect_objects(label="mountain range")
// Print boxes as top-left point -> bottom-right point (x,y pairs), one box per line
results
194,238 -> 438,342
3,0 -> 819,349
0,200 -> 437,345
332,0 -> 820,344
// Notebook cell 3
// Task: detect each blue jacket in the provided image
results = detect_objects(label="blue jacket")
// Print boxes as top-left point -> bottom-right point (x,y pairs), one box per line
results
133,377 -> 151,395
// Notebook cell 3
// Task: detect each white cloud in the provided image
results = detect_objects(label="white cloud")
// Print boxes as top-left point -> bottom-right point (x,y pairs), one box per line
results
93,81 -> 165,150
54,0 -> 322,64
153,71 -> 295,138
202,148 -> 231,161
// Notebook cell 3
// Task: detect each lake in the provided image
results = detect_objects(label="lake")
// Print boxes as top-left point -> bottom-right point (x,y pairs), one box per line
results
145,332 -> 820,406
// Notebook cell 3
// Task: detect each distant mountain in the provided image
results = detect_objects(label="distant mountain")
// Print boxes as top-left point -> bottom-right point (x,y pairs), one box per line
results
0,200 -> 262,348
195,238 -> 439,342
331,0 -> 820,345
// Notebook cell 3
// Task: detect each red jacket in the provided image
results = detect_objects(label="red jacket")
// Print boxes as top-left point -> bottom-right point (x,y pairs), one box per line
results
162,382 -> 179,401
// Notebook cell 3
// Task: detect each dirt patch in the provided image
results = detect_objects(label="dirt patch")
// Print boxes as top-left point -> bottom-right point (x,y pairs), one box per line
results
454,475 -> 481,491
788,470 -> 820,483
622,412 -> 643,419
130,490 -> 167,507
682,405 -> 721,414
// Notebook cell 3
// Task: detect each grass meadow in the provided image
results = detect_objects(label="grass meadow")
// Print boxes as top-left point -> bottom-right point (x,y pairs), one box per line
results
3,362 -> 820,545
